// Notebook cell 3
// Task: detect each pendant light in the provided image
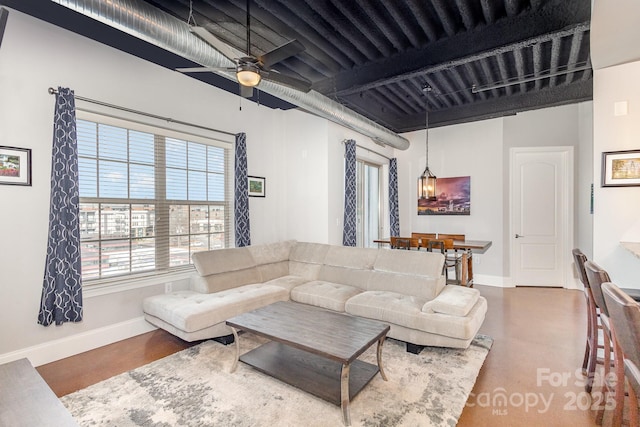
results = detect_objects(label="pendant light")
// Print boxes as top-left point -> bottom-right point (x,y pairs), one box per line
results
418,85 -> 437,201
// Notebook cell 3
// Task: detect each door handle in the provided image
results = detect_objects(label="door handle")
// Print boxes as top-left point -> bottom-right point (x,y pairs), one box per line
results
515,234 -> 524,238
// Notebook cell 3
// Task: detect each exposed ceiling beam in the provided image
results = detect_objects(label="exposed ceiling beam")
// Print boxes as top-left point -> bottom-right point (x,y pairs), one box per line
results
313,0 -> 590,95
360,79 -> 593,132
332,21 -> 590,98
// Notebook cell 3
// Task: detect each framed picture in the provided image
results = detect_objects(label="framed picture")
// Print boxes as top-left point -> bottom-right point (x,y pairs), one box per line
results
418,176 -> 470,215
248,176 -> 266,197
602,150 -> 640,187
0,146 -> 32,186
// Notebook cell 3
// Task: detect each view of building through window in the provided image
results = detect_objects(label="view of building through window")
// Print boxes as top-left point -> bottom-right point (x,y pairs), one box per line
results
77,119 -> 231,281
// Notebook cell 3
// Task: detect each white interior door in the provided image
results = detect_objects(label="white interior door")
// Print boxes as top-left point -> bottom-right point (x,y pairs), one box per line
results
510,147 -> 573,287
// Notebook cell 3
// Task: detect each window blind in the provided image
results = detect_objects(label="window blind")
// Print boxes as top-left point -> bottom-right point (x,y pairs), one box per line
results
76,117 -> 233,284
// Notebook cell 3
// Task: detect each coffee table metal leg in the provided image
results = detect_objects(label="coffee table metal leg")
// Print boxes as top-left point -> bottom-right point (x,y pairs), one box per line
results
341,363 -> 351,426
230,327 -> 240,373
377,336 -> 388,381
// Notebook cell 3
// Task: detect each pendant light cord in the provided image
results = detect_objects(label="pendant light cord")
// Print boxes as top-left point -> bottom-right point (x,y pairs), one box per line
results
425,106 -> 429,169
423,84 -> 432,171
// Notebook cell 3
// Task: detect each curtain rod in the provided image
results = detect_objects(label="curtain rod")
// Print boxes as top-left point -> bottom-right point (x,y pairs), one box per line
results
342,140 -> 392,161
48,87 -> 236,137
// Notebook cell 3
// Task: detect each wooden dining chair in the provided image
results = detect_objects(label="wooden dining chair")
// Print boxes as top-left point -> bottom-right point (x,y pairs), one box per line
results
437,233 -> 465,241
426,238 -> 462,284
438,234 -> 468,285
411,232 -> 436,241
390,236 -> 407,249
602,282 -> 640,427
572,248 -> 601,392
585,260 -> 624,426
429,237 -> 463,285
390,237 -> 419,250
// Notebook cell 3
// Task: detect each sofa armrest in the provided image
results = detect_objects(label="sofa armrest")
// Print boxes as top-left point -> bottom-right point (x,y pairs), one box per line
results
422,285 -> 481,317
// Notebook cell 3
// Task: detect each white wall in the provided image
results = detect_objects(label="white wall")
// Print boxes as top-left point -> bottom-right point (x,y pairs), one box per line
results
281,110 -> 330,243
593,60 -> 640,289
396,119 -> 504,285
577,103 -> 595,259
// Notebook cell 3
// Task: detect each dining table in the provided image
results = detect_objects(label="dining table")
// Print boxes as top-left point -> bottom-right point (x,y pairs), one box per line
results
372,238 -> 493,287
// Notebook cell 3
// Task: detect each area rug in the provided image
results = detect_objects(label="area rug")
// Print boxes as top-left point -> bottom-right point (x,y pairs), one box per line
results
61,334 -> 492,426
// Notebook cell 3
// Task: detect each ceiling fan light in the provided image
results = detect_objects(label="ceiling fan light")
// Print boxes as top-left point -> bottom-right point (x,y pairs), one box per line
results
236,64 -> 261,87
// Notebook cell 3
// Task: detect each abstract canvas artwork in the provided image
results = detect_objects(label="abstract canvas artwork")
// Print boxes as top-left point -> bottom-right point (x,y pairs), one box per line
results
418,176 -> 470,215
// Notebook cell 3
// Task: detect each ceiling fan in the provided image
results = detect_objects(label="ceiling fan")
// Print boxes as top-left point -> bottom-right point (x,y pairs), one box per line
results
178,0 -> 311,98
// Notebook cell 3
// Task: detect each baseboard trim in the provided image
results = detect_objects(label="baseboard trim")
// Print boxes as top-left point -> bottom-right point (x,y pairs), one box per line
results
473,274 -> 513,288
0,317 -> 157,367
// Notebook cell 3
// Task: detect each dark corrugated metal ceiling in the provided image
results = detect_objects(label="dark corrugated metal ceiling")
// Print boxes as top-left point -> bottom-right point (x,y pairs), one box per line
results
4,0 -> 592,132
146,0 -> 593,131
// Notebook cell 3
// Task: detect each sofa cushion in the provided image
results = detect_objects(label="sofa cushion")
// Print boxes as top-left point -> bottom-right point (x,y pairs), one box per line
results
317,246 -> 378,290
288,242 -> 331,280
367,271 -> 442,300
192,247 -> 254,276
318,266 -> 372,291
422,285 -> 481,317
191,247 -> 262,293
190,268 -> 262,294
371,249 -> 446,298
345,290 -> 487,341
323,245 -> 379,269
248,241 -> 295,282
374,249 -> 444,276
263,275 -> 310,292
289,242 -> 331,263
143,284 -> 288,333
247,240 -> 295,265
290,280 -> 362,312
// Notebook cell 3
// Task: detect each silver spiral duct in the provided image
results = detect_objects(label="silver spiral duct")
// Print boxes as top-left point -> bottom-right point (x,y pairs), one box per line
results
52,0 -> 410,150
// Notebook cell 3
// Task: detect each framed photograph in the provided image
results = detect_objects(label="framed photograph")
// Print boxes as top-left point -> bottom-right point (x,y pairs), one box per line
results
248,176 -> 266,197
602,150 -> 640,187
0,146 -> 32,186
418,176 -> 471,215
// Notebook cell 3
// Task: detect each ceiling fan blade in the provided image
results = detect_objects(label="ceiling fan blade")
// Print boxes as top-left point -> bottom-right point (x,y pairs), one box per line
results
264,70 -> 312,93
240,84 -> 254,98
176,66 -> 234,73
259,39 -> 305,68
190,26 -> 240,62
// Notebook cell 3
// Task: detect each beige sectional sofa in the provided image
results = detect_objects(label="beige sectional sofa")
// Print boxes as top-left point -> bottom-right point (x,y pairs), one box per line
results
143,240 -> 487,353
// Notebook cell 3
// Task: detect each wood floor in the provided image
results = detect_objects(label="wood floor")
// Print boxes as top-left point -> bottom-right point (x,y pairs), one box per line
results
37,285 -> 602,426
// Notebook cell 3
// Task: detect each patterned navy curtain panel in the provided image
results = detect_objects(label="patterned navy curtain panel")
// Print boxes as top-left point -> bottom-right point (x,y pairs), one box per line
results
38,87 -> 83,326
389,158 -> 400,237
234,132 -> 251,247
342,139 -> 357,246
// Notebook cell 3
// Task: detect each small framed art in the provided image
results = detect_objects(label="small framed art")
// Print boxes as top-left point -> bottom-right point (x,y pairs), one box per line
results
0,146 -> 32,186
602,150 -> 640,187
248,176 -> 266,197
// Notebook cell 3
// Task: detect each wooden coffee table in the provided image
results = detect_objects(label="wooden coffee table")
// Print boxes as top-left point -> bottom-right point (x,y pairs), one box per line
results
226,301 -> 390,426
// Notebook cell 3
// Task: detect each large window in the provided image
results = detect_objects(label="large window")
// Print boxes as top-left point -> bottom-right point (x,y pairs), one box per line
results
77,118 -> 231,282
